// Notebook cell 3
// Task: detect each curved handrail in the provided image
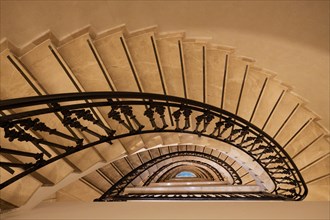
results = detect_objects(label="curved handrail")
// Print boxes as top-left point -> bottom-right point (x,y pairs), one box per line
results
0,92 -> 308,200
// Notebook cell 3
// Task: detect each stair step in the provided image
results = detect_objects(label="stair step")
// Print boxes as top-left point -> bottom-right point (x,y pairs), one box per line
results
300,155 -> 329,184
293,135 -> 329,170
206,45 -> 234,108
251,79 -> 288,129
1,50 -> 43,99
93,27 -> 142,92
127,154 -> 143,169
286,121 -> 327,157
113,158 -> 132,176
274,106 -> 316,146
0,156 -> 42,206
263,91 -> 304,137
125,27 -> 166,94
158,132 -> 180,145
306,176 -> 329,201
99,164 -> 123,185
182,39 -> 207,103
140,133 -> 164,149
237,67 -> 273,122
19,40 -> 82,94
94,28 -> 165,151
156,32 -> 186,98
57,34 -> 115,92
58,179 -> 101,202
223,56 -> 255,114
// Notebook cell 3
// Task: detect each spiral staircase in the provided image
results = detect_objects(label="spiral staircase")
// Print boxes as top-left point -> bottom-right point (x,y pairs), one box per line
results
0,25 -> 329,212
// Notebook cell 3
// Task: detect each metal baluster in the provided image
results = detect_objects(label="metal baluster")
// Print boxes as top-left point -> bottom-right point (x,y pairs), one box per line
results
108,106 -> 132,132
194,114 -> 204,134
155,105 -> 168,130
121,105 -> 144,132
182,108 -> 192,130
74,109 -> 116,136
201,113 -> 214,133
17,118 -> 83,146
172,109 -> 182,131
144,107 -> 159,130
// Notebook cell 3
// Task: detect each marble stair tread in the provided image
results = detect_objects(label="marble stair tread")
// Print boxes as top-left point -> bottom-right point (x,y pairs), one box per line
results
138,150 -> 152,162
149,148 -> 162,158
293,136 -> 329,170
140,133 -> 164,149
237,67 -> 272,122
125,29 -> 167,95
155,33 -> 190,143
1,50 -> 42,100
223,56 -> 255,114
19,40 -> 81,94
57,34 -> 115,92
274,106 -> 317,146
131,176 -> 143,187
206,46 -> 234,108
99,164 -> 123,184
138,172 -> 150,185
182,40 -> 206,103
112,158 -> 133,176
93,30 -> 142,92
305,176 -> 329,201
0,156 -> 42,206
52,35 -> 132,156
126,154 -> 143,168
93,139 -> 127,163
300,155 -> 329,183
250,79 -> 288,129
285,121 -> 327,157
240,175 -> 256,185
156,32 -> 186,98
263,91 -> 305,137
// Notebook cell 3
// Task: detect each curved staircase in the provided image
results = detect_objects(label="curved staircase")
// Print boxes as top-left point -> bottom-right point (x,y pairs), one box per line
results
0,25 -> 329,211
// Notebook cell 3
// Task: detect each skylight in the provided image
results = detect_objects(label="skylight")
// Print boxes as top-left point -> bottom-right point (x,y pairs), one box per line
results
175,171 -> 197,178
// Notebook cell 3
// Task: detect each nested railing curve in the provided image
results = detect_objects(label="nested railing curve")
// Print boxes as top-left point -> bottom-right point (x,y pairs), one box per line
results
97,151 -> 242,201
0,92 -> 307,200
145,159 -> 226,186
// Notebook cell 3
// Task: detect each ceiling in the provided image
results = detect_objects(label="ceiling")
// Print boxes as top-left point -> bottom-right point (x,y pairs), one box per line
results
0,0 -> 329,130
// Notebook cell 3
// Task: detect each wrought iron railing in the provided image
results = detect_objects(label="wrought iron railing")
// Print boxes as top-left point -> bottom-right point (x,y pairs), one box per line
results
108,192 -> 287,201
96,151 -> 242,201
0,92 -> 307,200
